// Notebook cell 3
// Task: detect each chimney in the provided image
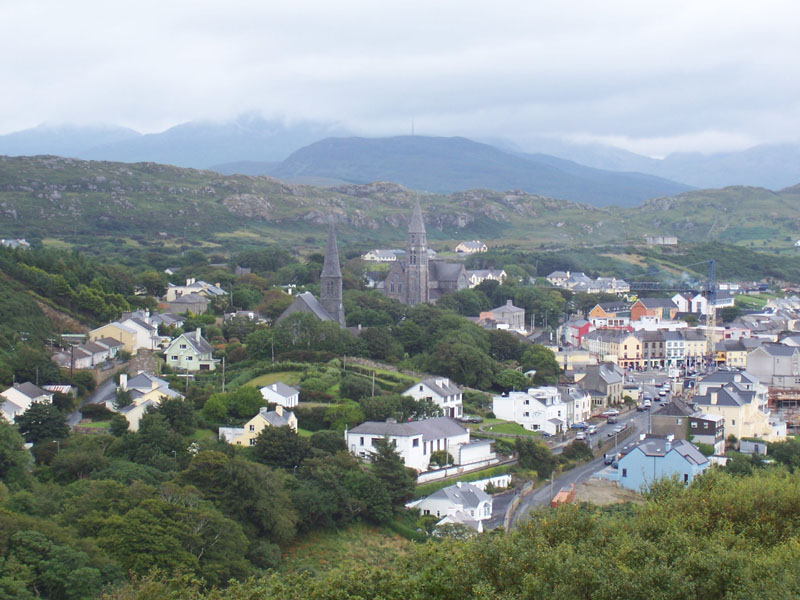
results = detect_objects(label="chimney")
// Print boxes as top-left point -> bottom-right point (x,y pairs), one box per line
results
710,391 -> 718,405
386,417 -> 397,424
639,433 -> 646,441
507,299 -> 513,306
120,373 -> 127,390
456,481 -> 462,488
665,434 -> 674,452
275,405 -> 283,416
272,384 -> 278,391
259,406 -> 268,416
196,328 -> 201,341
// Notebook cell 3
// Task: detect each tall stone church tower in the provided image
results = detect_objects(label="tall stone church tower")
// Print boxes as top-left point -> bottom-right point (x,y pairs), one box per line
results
405,201 -> 429,305
320,223 -> 346,326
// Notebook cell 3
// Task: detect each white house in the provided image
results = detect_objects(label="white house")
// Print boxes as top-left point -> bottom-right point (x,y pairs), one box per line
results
260,382 -> 300,408
361,249 -> 399,262
165,278 -> 227,302
492,387 -> 568,434
403,377 -> 463,419
219,405 -> 298,445
558,386 -> 592,425
119,316 -> 161,351
346,417 -> 495,472
413,482 -> 493,532
1,382 -> 53,423
454,240 -> 488,254
164,329 -> 219,371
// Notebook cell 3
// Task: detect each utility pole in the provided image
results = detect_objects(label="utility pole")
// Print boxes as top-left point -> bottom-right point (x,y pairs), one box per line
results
271,336 -> 275,364
371,371 -> 375,400
221,357 -> 226,393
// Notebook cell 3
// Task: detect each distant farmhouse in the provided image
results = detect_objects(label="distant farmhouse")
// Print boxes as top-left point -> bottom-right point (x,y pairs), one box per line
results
454,240 -> 487,254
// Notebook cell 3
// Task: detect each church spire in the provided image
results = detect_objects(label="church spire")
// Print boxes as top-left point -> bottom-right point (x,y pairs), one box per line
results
319,222 -> 346,326
408,200 -> 426,234
321,222 -> 342,278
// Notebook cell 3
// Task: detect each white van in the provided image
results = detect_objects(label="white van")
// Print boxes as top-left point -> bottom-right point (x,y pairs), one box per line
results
587,425 -> 598,435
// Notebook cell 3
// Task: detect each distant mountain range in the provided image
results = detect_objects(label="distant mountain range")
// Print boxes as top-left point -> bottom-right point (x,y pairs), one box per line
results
214,136 -> 691,207
1,116 -> 799,204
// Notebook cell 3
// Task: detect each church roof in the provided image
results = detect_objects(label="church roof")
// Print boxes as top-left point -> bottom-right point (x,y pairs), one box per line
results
321,224 -> 342,278
409,200 -> 426,234
429,260 -> 464,282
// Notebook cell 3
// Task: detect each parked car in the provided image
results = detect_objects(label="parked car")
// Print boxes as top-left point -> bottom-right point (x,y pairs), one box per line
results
576,431 -> 586,440
587,425 -> 598,435
607,416 -> 618,424
600,409 -> 620,418
459,415 -> 483,424
570,422 -> 588,430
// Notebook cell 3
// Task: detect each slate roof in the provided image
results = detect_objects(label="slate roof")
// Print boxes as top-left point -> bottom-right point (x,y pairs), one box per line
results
491,300 -> 524,315
260,381 -> 299,398
5,382 -> 51,400
700,370 -> 758,386
258,407 -> 296,428
756,344 -> 799,357
170,292 -> 208,305
429,260 -> 464,282
349,416 -> 467,440
457,241 -> 486,251
281,291 -> 334,322
181,329 -> 213,354
638,298 -> 678,309
547,271 -> 569,279
693,386 -> 755,408
652,398 -> 695,417
628,437 -> 708,465
427,482 -> 490,510
417,377 -> 461,398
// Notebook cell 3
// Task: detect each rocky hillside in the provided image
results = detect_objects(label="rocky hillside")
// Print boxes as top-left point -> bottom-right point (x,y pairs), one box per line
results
1,155 -> 799,259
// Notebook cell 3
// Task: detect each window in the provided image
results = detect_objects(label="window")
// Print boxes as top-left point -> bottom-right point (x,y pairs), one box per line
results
171,355 -> 178,361
419,385 -> 424,391
180,344 -> 187,349
676,418 -> 682,425
413,438 -> 419,447
186,356 -> 192,361
249,439 -> 256,446
622,468 -> 627,477
524,399 -> 529,405
523,412 -> 529,417
691,421 -> 698,428
360,436 -> 364,446
684,473 -> 689,484
704,422 -> 709,429
249,424 -> 255,431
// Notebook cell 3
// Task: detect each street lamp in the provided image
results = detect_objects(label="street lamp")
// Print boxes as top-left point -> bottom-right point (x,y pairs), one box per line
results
53,439 -> 60,453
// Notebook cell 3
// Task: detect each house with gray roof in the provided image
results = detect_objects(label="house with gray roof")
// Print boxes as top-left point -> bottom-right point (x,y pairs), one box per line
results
260,381 -> 300,408
1,382 -> 53,422
166,292 -> 209,315
164,328 -> 218,371
219,405 -> 298,445
276,291 -> 338,324
413,481 -> 493,532
481,300 -> 525,331
746,344 -> 800,388
454,240 -> 488,254
403,377 -> 463,419
346,416 -> 496,473
615,435 -> 709,491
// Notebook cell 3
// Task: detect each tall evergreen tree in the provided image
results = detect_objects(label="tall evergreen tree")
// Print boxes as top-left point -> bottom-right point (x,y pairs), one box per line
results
370,437 -> 415,507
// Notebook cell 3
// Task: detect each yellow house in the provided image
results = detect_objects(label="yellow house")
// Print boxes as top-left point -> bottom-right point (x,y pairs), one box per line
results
89,322 -> 138,355
683,331 -> 708,363
113,372 -> 184,431
617,334 -> 642,370
693,385 -> 783,442
219,405 -> 298,446
715,340 -> 748,368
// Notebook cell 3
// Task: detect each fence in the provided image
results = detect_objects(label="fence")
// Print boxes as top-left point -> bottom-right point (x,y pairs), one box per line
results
503,481 -> 535,531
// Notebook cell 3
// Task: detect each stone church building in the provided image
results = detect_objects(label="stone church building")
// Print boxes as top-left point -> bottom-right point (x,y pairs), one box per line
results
383,202 -> 468,305
277,224 -> 346,326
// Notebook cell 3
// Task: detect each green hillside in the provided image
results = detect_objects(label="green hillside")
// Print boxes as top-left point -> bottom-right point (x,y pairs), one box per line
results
1,155 -> 800,267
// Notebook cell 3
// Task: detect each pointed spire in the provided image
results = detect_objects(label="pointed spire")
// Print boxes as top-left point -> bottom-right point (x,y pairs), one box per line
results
321,222 -> 342,278
408,200 -> 426,234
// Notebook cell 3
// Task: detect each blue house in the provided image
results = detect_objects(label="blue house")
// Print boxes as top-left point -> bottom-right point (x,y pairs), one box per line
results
617,436 -> 709,492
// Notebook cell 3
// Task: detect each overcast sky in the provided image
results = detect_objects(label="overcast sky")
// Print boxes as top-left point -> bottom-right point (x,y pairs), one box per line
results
1,0 -> 799,156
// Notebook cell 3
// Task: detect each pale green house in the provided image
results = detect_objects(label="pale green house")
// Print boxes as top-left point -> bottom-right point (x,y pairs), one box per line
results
164,328 -> 218,371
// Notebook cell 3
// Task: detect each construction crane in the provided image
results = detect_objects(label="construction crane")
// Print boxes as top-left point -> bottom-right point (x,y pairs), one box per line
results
705,259 -> 716,371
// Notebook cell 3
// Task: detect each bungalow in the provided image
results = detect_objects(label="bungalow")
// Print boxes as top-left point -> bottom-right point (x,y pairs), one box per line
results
88,322 -> 139,355
403,377 -> 463,419
361,249 -> 399,262
218,405 -> 298,445
164,329 -> 219,371
1,382 -> 53,423
466,269 -> 507,288
546,271 -> 570,287
346,417 -> 495,472
616,435 -> 709,491
165,278 -> 227,302
259,382 -> 300,409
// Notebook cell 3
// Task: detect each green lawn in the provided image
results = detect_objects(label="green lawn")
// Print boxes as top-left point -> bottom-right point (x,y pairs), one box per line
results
80,421 -> 111,429
281,522 -> 411,575
485,421 -> 540,436
247,371 -> 303,387
297,427 -> 314,438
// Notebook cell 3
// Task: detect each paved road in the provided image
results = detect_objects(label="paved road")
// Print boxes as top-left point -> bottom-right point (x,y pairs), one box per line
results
67,376 -> 117,427
509,409 -> 650,529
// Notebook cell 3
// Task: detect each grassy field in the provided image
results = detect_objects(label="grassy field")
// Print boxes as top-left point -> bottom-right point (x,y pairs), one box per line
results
280,522 -> 411,575
191,428 -> 216,441
735,293 -> 779,311
80,421 -> 111,429
414,464 -> 514,498
484,421 -> 540,436
247,371 -> 303,387
297,427 -> 314,438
